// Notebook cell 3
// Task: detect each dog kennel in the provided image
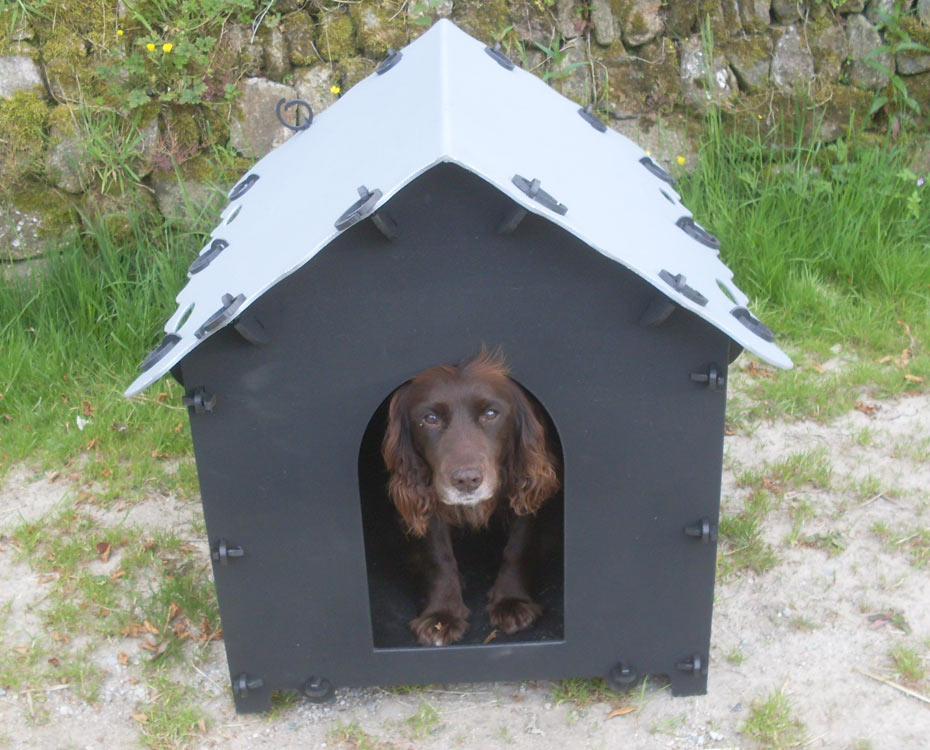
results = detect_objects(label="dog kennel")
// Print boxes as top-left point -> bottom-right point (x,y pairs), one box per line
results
126,20 -> 791,713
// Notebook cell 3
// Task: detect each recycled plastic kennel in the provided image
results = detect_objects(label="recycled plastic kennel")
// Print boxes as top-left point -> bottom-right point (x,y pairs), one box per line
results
126,20 -> 792,713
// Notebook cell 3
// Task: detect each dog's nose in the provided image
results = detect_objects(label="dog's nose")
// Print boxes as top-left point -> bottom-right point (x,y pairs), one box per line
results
451,467 -> 483,493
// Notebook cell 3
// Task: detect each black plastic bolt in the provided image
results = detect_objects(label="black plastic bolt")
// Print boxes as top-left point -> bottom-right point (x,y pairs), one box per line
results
608,663 -> 637,687
376,48 -> 402,74
212,539 -> 245,566
302,676 -> 334,703
485,43 -> 515,70
684,518 -> 717,544
689,363 -> 725,390
233,673 -> 264,697
675,654 -> 703,673
182,386 -> 216,414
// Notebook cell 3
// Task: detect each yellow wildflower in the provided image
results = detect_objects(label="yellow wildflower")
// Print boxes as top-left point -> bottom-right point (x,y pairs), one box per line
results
146,43 -> 156,52
163,42 -> 173,53
330,84 -> 341,95
117,29 -> 124,37
677,155 -> 686,166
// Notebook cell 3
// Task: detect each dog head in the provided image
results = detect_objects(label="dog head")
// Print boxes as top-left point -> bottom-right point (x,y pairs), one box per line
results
381,351 -> 559,536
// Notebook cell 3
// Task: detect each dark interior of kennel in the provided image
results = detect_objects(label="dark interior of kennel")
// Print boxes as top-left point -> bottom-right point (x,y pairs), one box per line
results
175,163 -> 732,712
358,386 -> 565,648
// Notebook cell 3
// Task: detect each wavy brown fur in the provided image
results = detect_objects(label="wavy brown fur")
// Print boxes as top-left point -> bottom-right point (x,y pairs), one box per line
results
381,350 -> 559,536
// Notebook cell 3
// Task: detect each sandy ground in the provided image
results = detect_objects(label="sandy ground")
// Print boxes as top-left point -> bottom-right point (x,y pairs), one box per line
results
1,386 -> 929,749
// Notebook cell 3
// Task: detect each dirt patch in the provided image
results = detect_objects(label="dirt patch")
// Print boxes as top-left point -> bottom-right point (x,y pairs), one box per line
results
1,393 -> 928,749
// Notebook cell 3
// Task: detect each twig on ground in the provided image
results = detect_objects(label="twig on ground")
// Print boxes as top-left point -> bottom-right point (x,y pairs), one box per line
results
854,667 -> 930,706
860,492 -> 887,507
192,663 -> 224,693
19,684 -> 71,695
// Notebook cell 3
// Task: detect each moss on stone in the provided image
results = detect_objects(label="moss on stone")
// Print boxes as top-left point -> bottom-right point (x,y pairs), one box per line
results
41,32 -> 101,101
453,0 -> 511,45
149,150 -> 246,190
807,20 -> 848,80
337,56 -> 376,90
201,104 -> 232,149
811,85 -> 873,141
0,37 -> 41,59
0,91 -> 50,190
33,0 -> 114,50
282,11 -> 317,66
160,106 -> 202,162
81,185 -> 158,239
720,34 -> 773,92
898,70 -> 930,127
613,0 -> 651,46
47,104 -> 78,139
664,0 -> 701,37
316,9 -> 358,62
595,36 -> 680,116
900,17 -> 930,50
10,180 -> 80,239
175,153 -> 222,184
695,0 -> 734,43
31,0 -> 119,100
350,2 -> 408,59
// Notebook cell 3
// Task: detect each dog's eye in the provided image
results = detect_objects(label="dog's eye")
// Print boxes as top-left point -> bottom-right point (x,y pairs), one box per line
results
481,408 -> 499,421
422,412 -> 440,426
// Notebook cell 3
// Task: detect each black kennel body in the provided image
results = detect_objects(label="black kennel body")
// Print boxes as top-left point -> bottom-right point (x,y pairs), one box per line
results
126,21 -> 790,713
178,163 -> 727,711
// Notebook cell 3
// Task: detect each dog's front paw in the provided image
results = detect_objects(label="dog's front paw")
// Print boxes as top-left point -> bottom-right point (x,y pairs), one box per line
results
488,597 -> 542,634
411,611 -> 469,646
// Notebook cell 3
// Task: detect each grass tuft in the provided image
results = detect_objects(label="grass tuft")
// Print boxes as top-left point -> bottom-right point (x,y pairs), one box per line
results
553,677 -> 634,707
403,701 -> 441,739
742,687 -> 807,749
889,644 -> 927,685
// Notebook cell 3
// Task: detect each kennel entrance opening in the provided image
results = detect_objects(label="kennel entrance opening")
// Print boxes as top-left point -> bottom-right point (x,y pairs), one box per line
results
358,382 -> 565,649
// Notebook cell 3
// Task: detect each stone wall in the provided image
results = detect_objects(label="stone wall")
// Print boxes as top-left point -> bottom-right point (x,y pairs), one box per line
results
1,0 -> 929,259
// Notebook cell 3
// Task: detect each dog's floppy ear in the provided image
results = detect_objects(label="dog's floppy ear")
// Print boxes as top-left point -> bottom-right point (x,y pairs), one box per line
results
506,383 -> 560,515
381,383 -> 435,537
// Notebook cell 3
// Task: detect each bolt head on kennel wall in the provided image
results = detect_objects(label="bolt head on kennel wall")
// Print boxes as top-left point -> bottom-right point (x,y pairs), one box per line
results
127,20 -> 791,713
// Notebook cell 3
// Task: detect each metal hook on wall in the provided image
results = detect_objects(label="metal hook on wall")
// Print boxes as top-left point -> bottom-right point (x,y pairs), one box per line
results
275,98 -> 314,132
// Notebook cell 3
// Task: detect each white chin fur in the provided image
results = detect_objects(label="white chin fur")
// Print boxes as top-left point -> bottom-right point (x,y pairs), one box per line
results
438,487 -> 495,506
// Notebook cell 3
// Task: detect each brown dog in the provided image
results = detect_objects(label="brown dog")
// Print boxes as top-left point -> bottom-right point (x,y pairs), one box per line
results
381,351 -> 559,646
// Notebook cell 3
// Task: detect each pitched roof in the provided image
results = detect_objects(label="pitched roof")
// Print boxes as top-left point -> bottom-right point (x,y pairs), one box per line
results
125,19 -> 791,398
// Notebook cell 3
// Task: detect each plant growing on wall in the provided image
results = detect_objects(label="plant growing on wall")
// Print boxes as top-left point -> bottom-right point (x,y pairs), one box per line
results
865,3 -> 930,133
103,0 -> 257,108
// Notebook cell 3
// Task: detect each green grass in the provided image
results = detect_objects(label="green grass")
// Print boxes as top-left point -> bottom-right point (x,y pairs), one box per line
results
327,720 -> 392,750
137,673 -> 208,750
0,211 -> 201,495
2,497 -> 218,704
741,688 -> 807,749
889,643 -> 927,684
403,701 -> 441,739
678,110 -> 930,421
725,647 -> 745,665
679,113 -> 930,352
721,449 -> 840,576
552,677 -> 635,707
796,531 -> 847,556
872,522 -> 930,568
718,508 -> 779,579
736,449 -> 834,495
